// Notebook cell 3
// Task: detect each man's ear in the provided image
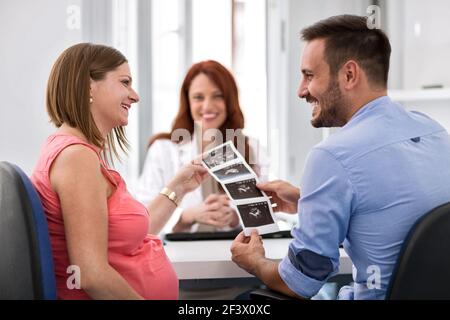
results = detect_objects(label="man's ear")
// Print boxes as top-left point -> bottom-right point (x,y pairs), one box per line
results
341,60 -> 359,90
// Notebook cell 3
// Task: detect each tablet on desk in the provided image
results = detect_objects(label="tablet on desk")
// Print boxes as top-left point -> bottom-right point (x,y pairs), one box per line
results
164,229 -> 293,241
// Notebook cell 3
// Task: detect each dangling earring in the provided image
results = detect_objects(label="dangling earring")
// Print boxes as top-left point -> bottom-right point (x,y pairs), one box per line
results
89,97 -> 93,103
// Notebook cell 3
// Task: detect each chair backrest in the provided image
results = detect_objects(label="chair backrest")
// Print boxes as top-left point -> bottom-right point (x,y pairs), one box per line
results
0,161 -> 56,299
386,201 -> 450,300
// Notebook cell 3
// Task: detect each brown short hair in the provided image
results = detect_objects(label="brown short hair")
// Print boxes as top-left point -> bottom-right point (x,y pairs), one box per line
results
301,14 -> 391,87
46,43 -> 129,163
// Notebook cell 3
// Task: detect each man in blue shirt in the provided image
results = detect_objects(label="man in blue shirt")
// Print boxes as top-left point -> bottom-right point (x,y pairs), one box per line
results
230,14 -> 450,299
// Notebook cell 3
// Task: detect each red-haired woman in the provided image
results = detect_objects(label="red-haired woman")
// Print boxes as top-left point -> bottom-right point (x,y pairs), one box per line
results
136,60 -> 269,234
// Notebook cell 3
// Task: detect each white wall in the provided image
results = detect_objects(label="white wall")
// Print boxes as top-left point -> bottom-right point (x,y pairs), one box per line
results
385,0 -> 450,133
385,0 -> 450,90
402,0 -> 450,90
0,0 -> 83,174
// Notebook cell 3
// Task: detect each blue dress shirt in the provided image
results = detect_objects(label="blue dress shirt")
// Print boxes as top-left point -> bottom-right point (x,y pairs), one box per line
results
279,96 -> 450,299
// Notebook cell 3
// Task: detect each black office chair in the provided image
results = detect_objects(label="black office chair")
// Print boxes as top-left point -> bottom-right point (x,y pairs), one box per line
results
0,161 -> 56,299
386,201 -> 450,299
250,201 -> 450,300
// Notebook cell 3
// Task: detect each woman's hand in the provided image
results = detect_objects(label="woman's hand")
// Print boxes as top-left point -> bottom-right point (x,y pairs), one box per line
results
180,194 -> 239,229
257,180 -> 300,214
166,162 -> 208,199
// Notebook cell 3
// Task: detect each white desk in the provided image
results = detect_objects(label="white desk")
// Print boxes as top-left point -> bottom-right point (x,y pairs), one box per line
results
165,239 -> 352,280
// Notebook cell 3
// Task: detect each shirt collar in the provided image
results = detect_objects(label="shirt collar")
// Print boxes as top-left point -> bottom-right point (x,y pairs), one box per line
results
345,95 -> 391,126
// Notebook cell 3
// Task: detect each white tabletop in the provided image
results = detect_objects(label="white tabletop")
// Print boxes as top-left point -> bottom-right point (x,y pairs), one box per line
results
165,238 -> 352,280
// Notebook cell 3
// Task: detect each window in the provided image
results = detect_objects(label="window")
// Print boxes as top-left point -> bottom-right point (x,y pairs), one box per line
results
232,0 -> 268,147
150,0 -> 268,146
151,0 -> 185,134
111,0 -> 140,188
192,0 -> 233,67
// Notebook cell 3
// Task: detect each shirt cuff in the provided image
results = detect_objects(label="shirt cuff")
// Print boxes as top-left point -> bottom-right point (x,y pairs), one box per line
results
278,255 -> 327,299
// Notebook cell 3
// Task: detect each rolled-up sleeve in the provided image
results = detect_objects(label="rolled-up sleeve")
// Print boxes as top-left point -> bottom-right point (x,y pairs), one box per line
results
279,148 -> 356,298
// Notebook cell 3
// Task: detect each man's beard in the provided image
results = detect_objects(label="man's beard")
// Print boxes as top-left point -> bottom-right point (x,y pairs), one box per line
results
308,78 -> 349,128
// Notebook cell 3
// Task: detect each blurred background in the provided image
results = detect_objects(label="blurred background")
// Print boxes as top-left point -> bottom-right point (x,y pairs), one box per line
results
1,0 -> 450,193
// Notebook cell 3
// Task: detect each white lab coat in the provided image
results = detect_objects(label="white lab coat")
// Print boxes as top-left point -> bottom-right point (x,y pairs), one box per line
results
135,134 -> 270,234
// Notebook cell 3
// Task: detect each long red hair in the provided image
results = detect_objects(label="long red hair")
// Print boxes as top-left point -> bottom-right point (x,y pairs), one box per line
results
149,60 -> 254,166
